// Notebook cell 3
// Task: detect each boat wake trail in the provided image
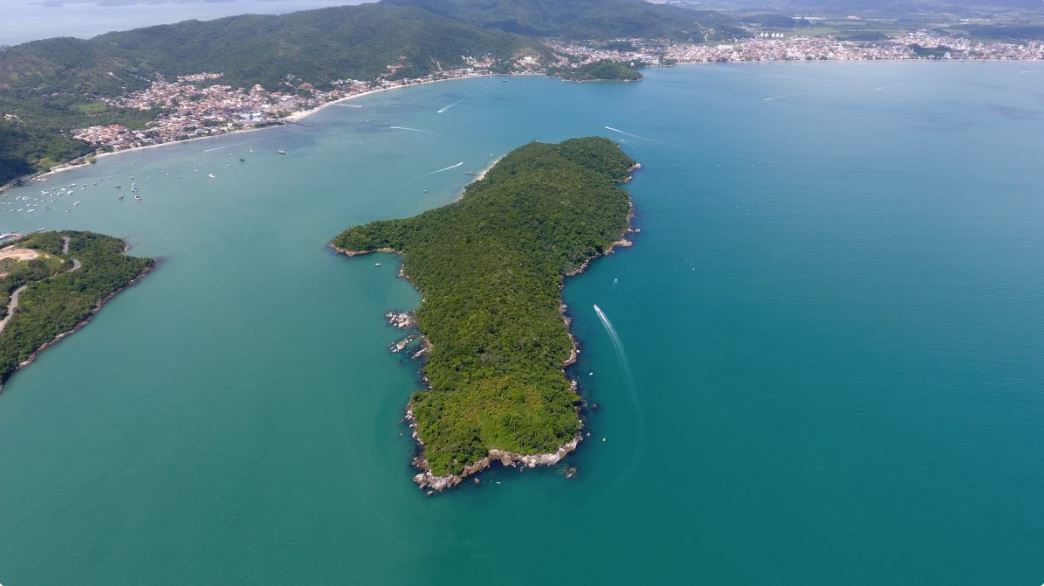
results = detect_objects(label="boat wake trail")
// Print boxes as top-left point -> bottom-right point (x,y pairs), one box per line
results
594,304 -> 633,383
203,142 -> 248,153
389,125 -> 430,134
763,92 -> 805,102
424,161 -> 464,176
604,125 -> 673,146
336,103 -> 364,108
437,99 -> 465,114
591,304 -> 646,492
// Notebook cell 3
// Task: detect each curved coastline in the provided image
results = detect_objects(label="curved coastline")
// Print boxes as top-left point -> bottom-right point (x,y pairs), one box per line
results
330,160 -> 641,492
2,73 -> 524,192
0,241 -> 156,393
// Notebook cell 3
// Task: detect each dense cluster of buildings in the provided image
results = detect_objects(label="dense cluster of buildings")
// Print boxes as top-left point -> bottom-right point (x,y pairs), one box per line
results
73,72 -> 362,150
71,33 -> 1041,153
549,32 -> 1044,66
73,54 -> 541,153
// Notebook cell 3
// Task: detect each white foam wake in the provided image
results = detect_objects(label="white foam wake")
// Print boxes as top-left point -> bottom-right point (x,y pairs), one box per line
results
604,125 -> 672,146
763,92 -> 805,101
203,142 -> 247,153
425,162 -> 464,176
438,99 -> 465,114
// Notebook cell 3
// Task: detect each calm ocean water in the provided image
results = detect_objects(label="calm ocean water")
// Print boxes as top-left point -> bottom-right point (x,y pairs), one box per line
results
1,63 -> 1042,585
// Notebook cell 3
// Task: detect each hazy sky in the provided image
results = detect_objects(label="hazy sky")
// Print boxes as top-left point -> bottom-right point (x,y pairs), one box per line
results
0,0 -> 370,45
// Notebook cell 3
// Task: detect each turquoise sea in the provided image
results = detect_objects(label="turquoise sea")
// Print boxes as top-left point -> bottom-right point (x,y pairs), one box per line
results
1,63 -> 1043,585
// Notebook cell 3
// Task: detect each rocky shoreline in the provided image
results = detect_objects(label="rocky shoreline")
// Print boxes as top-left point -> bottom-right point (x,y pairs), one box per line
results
330,160 -> 640,493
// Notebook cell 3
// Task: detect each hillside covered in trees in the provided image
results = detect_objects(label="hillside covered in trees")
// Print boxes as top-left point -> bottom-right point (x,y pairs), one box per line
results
552,59 -> 643,81
332,137 -> 636,483
0,231 -> 153,387
386,0 -> 743,40
0,2 -> 549,185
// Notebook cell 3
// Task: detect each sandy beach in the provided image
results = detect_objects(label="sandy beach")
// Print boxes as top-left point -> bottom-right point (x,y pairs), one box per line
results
8,72 -> 516,190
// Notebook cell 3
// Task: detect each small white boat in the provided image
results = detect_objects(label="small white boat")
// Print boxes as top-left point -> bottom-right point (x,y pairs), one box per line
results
208,173 -> 216,178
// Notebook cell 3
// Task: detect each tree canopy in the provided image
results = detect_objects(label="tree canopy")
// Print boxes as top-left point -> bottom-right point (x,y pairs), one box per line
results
333,137 -> 636,476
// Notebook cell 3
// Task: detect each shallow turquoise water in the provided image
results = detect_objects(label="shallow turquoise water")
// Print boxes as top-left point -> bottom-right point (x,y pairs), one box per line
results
1,63 -> 1043,585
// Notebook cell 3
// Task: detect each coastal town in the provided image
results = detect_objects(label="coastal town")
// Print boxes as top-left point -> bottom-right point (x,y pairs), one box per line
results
72,55 -> 540,153
68,31 -> 1043,156
549,31 -> 1044,66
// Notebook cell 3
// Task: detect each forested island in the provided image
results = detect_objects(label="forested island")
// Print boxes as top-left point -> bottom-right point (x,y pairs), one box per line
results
332,137 -> 638,491
552,60 -> 643,82
0,231 -> 154,388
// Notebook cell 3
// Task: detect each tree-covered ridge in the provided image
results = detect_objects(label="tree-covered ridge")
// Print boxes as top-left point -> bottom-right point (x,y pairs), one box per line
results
333,137 -> 635,477
0,4 -> 545,95
0,231 -> 153,386
385,0 -> 744,41
552,60 -> 643,81
0,3 -> 548,186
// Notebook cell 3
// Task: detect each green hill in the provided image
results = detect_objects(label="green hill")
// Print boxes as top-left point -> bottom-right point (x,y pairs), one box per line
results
384,0 -> 745,40
0,3 -> 548,186
0,231 -> 154,387
332,137 -> 636,483
0,4 -> 545,96
552,59 -> 643,81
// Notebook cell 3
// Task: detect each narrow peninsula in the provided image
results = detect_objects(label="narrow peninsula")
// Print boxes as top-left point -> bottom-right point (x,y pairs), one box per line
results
332,137 -> 638,491
0,231 -> 154,389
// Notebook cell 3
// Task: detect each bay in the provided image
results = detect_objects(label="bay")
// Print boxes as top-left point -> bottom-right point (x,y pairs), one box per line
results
1,63 -> 1043,585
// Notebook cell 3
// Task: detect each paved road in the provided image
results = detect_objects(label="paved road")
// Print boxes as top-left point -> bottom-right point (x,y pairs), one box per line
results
0,238 -> 82,334
0,285 -> 27,335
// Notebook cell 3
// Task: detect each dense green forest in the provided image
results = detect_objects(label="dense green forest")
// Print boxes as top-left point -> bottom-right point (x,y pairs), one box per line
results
552,60 -> 643,82
333,137 -> 635,477
0,4 -> 545,95
0,231 -> 153,385
386,0 -> 744,40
